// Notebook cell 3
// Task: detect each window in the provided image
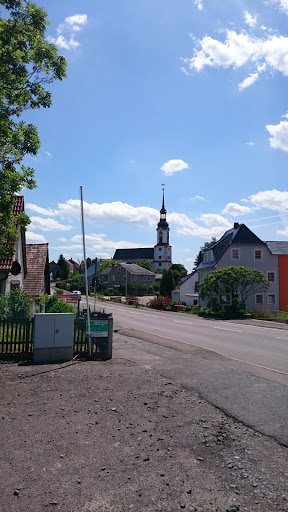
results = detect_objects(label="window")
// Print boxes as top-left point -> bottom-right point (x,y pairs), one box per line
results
159,247 -> 162,251
123,276 -> 126,282
267,294 -> 275,305
133,276 -> 137,282
147,276 -> 151,281
194,282 -> 199,293
159,263 -> 162,267
232,248 -> 239,259
267,272 -> 275,282
203,250 -> 213,263
118,267 -> 121,272
159,256 -> 162,260
143,276 -> 147,281
254,249 -> 262,260
219,294 -> 231,305
111,275 -> 115,282
255,294 -> 263,304
10,281 -> 20,290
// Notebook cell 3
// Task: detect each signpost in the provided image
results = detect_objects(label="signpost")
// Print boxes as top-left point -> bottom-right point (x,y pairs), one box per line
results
87,319 -> 109,338
58,294 -> 78,305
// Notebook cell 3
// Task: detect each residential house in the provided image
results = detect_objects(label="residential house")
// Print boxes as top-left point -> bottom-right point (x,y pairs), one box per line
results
0,196 -> 27,294
197,223 -> 280,313
99,263 -> 156,291
265,241 -> 288,311
23,244 -> 50,313
179,271 -> 199,306
67,258 -> 80,274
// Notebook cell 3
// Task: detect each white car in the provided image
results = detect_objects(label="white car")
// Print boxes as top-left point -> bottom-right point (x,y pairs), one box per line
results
72,290 -> 81,299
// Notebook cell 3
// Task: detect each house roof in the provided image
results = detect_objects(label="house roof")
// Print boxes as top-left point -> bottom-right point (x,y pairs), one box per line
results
180,270 -> 198,285
197,223 -> 265,270
113,248 -> 154,261
265,241 -> 288,255
0,195 -> 25,271
23,244 -> 49,296
119,263 -> 155,276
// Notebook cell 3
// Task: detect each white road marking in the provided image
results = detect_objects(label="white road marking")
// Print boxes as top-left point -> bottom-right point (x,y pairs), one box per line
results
213,327 -> 242,333
275,336 -> 288,340
174,320 -> 194,325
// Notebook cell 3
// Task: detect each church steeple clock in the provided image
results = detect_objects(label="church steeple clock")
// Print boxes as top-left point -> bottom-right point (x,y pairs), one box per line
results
153,185 -> 172,271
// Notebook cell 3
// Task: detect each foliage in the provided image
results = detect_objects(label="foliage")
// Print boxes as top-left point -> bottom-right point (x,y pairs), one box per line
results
193,238 -> 217,269
0,0 -> 67,258
98,260 -> 118,272
199,266 -> 269,319
0,288 -> 32,319
148,295 -> 172,310
56,254 -> 69,280
46,300 -> 75,314
170,263 -> 187,287
125,295 -> 139,306
160,269 -> 175,298
136,259 -> 153,272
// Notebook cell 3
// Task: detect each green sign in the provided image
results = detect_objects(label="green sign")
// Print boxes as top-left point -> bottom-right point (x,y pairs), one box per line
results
87,320 -> 108,337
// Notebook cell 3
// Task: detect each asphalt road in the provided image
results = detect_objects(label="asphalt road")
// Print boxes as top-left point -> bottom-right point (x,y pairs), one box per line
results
88,298 -> 288,375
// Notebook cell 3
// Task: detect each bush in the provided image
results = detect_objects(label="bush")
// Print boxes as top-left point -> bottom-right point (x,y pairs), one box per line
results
125,295 -> 139,306
103,288 -> 115,296
46,300 -> 75,313
0,288 -> 33,320
148,295 -> 172,310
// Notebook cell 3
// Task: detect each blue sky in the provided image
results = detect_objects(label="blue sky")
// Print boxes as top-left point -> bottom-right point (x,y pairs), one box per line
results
22,0 -> 288,271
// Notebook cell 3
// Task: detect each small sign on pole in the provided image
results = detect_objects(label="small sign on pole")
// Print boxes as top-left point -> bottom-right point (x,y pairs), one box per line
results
58,294 -> 78,305
87,319 -> 109,337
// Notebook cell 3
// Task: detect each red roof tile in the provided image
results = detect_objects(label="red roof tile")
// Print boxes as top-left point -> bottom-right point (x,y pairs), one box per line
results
23,244 -> 49,296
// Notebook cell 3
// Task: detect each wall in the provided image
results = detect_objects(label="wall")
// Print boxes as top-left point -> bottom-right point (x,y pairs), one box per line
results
278,255 -> 288,311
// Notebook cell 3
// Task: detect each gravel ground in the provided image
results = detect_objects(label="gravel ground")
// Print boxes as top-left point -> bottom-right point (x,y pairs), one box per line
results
0,331 -> 287,512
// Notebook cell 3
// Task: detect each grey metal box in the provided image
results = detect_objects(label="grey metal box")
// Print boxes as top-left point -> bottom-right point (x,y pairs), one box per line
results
34,313 -> 74,364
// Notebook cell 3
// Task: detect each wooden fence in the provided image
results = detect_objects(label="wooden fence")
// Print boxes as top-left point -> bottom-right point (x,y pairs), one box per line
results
0,318 -> 111,359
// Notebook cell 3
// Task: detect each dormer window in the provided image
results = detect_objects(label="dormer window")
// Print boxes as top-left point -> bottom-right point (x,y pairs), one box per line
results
203,249 -> 213,263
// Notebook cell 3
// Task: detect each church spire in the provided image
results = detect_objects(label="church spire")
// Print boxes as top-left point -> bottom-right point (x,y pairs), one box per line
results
160,183 -> 167,220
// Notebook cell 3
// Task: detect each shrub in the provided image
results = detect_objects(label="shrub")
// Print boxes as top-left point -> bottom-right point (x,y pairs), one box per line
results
148,295 -> 172,310
0,288 -> 33,320
46,301 -> 75,313
125,295 -> 139,306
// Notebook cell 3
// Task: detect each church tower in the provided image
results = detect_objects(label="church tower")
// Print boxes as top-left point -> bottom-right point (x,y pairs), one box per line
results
153,186 -> 172,271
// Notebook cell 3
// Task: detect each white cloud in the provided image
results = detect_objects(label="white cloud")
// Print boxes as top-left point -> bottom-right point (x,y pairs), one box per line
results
277,227 -> 288,236
239,72 -> 259,91
45,151 -> 52,159
71,233 -> 148,252
26,203 -> 57,216
222,202 -> 251,217
49,13 -> 87,50
168,212 -> 198,229
160,159 -> 189,176
244,11 -> 257,27
199,213 -> 231,226
49,35 -> 80,50
266,118 -> 288,151
269,0 -> 288,14
245,141 -> 255,146
249,189 -> 288,211
194,0 -> 203,10
190,195 -> 205,201
25,231 -> 47,243
29,216 -> 73,232
65,14 -> 88,31
182,30 -> 288,87
57,200 -> 159,226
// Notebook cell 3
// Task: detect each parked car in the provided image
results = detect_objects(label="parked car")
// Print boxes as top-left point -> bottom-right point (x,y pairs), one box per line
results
72,290 -> 81,299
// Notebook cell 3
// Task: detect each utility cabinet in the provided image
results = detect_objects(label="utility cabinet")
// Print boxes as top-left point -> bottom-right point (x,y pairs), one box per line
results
33,313 -> 74,364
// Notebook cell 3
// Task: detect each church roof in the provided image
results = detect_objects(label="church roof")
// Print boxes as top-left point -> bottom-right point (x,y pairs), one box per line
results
113,248 -> 154,261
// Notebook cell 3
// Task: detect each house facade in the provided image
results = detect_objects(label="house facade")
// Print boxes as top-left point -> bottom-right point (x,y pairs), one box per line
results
197,223 -> 282,313
179,271 -> 199,306
23,244 -> 50,313
98,263 -> 156,290
0,196 -> 27,295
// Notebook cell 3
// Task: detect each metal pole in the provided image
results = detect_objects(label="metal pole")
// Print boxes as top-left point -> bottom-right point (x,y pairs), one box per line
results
80,186 -> 92,357
125,266 -> 128,297
94,257 -> 97,312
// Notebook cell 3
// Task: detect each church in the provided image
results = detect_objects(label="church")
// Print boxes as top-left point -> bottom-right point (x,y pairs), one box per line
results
113,188 -> 172,272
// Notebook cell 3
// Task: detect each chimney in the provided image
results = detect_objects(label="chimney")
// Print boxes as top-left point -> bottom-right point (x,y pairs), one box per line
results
234,222 -> 239,229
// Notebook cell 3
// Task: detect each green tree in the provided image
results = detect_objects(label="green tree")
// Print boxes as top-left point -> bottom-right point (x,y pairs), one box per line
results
199,266 -> 269,318
0,288 -> 32,319
136,259 -> 153,272
170,263 -> 187,287
160,269 -> 175,298
98,259 -> 118,272
0,0 -> 67,258
56,254 -> 69,280
193,237 -> 217,269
